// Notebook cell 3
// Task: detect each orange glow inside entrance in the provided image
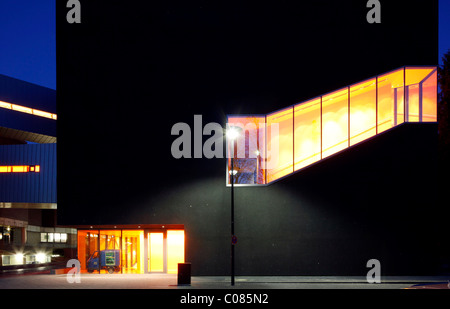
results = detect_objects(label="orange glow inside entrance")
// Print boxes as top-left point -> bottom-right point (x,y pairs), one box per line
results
121,230 -> 144,274
149,233 -> 164,272
77,228 -> 185,274
167,230 -> 185,274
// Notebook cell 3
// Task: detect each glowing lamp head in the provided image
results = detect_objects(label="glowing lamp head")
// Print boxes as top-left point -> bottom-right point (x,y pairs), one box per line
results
227,127 -> 240,140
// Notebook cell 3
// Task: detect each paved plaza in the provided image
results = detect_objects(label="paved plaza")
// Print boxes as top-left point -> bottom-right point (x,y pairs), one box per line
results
0,273 -> 449,289
0,273 -> 447,307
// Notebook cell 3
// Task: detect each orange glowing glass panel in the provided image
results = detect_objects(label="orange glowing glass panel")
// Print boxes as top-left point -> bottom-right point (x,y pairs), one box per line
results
421,70 -> 437,122
322,87 -> 349,158
350,79 -> 376,146
294,98 -> 321,171
405,67 -> 433,123
0,165 -> 40,173
99,230 -> 121,251
121,230 -> 144,274
377,68 -> 404,133
226,66 -> 437,185
396,86 -> 405,126
405,67 -> 435,86
167,230 -> 185,274
77,230 -> 98,271
0,100 -> 57,120
266,107 -> 293,182
407,83 -> 420,122
149,233 -> 164,272
227,116 -> 266,184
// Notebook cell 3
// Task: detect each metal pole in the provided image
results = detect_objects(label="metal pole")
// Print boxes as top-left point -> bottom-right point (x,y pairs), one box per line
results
231,155 -> 235,286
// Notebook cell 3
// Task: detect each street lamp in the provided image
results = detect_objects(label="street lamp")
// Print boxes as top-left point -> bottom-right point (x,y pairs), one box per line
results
226,126 -> 239,286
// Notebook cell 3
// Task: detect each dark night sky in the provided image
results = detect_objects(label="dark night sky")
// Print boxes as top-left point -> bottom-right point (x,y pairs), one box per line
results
0,0 -> 56,89
0,0 -> 449,91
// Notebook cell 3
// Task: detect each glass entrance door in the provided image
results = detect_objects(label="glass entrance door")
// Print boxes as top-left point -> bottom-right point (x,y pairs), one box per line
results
148,233 -> 164,272
167,230 -> 185,274
121,230 -> 144,274
147,230 -> 185,274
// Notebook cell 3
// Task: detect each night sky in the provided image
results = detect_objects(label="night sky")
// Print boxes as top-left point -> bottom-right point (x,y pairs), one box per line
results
0,0 -> 56,89
0,1 -> 449,90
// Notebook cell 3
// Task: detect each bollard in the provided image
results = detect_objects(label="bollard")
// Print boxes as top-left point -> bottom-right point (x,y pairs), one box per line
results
177,263 -> 191,286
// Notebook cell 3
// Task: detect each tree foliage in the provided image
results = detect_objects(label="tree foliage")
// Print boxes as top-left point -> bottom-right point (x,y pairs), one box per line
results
438,50 -> 450,172
438,51 -> 450,104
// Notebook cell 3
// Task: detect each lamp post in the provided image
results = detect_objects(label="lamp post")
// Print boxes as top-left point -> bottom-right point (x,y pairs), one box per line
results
231,152 -> 235,286
227,127 -> 239,286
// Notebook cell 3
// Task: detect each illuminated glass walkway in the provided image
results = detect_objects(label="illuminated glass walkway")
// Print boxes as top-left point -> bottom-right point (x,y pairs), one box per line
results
227,66 -> 437,185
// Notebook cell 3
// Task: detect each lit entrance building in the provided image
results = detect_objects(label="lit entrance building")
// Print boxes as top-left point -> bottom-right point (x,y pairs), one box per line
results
56,1 -> 444,277
72,66 -> 437,276
76,225 -> 185,274
66,66 -> 439,276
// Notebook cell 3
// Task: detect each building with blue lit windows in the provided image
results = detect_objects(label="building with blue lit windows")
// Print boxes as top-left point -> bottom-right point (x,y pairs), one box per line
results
0,74 -> 76,270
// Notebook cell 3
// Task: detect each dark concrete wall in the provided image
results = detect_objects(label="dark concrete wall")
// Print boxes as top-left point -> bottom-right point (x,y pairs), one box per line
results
60,123 -> 442,276
56,1 -> 442,275
156,123 -> 440,276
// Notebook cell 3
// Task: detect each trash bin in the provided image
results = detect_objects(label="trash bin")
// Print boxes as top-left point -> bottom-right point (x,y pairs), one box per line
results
178,262 -> 191,286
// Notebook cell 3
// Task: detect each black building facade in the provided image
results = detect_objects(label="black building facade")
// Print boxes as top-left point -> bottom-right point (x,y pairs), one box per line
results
57,1 -> 446,276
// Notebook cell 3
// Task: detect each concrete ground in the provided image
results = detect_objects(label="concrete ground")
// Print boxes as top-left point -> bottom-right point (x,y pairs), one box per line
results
0,273 -> 449,289
0,273 -> 448,307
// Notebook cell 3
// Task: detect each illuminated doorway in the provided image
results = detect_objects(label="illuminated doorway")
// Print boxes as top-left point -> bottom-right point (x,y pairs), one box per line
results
99,230 -> 121,274
148,232 -> 164,272
77,230 -> 99,272
77,226 -> 184,274
122,230 -> 144,274
147,230 -> 185,274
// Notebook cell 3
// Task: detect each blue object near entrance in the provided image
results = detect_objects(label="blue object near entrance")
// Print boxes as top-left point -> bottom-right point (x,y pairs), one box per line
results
87,250 -> 121,274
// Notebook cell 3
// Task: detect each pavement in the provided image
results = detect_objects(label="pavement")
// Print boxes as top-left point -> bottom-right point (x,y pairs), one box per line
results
0,272 -> 449,289
0,273 -> 448,307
